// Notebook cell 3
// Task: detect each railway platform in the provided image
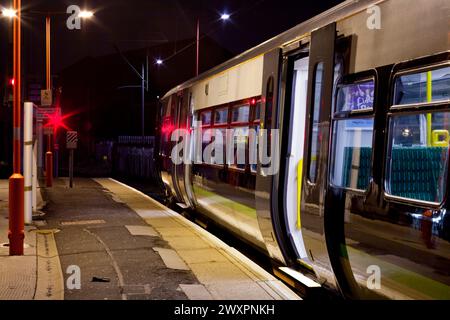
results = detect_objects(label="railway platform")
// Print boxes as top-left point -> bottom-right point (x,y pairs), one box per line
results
0,178 -> 299,300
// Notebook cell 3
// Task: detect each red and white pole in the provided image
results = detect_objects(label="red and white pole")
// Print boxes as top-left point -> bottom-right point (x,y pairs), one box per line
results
9,0 -> 24,256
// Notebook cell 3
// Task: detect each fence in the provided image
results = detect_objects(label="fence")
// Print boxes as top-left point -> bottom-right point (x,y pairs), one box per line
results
112,136 -> 159,181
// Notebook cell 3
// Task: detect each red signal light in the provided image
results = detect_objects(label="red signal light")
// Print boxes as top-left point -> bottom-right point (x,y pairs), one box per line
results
9,78 -> 15,86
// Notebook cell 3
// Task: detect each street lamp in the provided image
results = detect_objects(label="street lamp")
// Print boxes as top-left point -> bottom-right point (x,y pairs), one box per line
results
220,13 -> 230,21
156,59 -> 163,65
2,8 -> 17,18
44,9 -> 94,187
78,10 -> 94,19
196,13 -> 230,76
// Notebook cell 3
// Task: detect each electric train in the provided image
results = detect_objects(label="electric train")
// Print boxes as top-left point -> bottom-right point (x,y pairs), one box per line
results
156,0 -> 450,299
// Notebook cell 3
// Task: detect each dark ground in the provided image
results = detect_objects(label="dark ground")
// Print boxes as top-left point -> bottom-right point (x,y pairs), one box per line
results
39,178 -> 199,300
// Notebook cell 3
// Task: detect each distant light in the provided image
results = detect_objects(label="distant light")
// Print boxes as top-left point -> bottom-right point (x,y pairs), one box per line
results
9,78 -> 15,86
156,59 -> 163,65
220,13 -> 230,21
2,8 -> 17,18
78,10 -> 94,19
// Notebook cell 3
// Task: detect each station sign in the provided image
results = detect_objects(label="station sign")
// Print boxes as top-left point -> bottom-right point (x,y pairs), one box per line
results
41,89 -> 53,107
66,131 -> 78,149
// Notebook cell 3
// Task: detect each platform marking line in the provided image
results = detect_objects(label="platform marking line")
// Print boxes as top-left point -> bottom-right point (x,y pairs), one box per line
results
34,230 -> 64,300
61,219 -> 106,226
84,228 -> 127,300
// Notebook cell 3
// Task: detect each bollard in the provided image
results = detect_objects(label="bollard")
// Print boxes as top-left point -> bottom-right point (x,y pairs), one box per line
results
9,173 -> 24,256
46,151 -> 53,187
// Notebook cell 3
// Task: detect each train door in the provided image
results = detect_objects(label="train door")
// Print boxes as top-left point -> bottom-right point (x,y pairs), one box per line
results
173,90 -> 191,205
280,52 -> 310,262
299,23 -> 338,287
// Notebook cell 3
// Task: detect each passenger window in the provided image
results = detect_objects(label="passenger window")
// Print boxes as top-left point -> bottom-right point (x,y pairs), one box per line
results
331,119 -> 374,190
394,66 -> 450,105
308,62 -> 324,183
386,111 -> 450,203
232,105 -> 250,123
336,80 -> 375,113
228,127 -> 249,170
214,107 -> 229,125
331,79 -> 375,190
201,111 -> 212,126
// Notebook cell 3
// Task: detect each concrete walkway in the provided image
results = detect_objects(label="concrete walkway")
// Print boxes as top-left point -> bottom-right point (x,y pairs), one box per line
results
0,179 -> 44,300
0,178 -> 299,300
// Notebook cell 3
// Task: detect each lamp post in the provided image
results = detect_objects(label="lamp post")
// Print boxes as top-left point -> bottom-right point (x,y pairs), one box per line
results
7,0 -> 24,256
196,13 -> 230,76
44,10 -> 93,187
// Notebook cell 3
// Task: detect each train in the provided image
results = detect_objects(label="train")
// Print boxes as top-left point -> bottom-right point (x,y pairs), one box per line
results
156,0 -> 450,299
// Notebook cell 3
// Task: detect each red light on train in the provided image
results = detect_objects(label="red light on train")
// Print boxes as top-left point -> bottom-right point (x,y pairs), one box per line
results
250,98 -> 256,105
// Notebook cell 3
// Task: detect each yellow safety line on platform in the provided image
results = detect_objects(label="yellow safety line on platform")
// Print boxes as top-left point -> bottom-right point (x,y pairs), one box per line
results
34,230 -> 64,300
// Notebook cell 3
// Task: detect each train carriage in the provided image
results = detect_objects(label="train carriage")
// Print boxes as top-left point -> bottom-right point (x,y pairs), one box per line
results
157,0 -> 450,299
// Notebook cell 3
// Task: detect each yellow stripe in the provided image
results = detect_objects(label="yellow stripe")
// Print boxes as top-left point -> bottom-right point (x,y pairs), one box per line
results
427,71 -> 433,147
297,159 -> 303,230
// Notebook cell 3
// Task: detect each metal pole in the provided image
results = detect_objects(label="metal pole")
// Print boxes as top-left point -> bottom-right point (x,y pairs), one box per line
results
196,18 -> 200,76
37,120 -> 43,177
24,102 -> 33,225
69,149 -> 74,188
142,63 -> 145,138
9,0 -> 24,256
46,16 -> 51,91
45,15 -> 53,187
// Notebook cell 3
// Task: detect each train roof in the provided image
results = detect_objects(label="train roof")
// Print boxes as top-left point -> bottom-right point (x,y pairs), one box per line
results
162,0 -> 382,100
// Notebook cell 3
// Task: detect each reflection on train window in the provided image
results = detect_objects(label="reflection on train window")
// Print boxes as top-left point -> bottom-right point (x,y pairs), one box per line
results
229,127 -> 249,170
336,80 -> 375,113
201,111 -> 212,126
332,119 -> 374,190
386,112 -> 450,203
394,66 -> 450,105
308,62 -> 324,183
232,105 -> 250,123
215,107 -> 229,125
211,128 -> 226,165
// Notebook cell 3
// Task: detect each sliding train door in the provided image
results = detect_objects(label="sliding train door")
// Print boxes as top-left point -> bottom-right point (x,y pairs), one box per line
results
299,23 -> 338,288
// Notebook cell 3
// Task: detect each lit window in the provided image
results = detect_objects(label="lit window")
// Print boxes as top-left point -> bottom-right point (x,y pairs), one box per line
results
394,66 -> 450,105
336,80 -> 375,113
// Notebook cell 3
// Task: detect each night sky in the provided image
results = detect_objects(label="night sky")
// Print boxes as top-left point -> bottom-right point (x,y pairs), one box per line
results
1,0 -> 344,74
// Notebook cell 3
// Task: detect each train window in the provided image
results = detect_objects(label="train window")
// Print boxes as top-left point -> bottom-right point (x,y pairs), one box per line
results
232,104 -> 250,123
336,80 -> 375,113
394,66 -> 450,105
308,62 -> 324,183
228,126 -> 249,170
200,111 -> 212,126
254,102 -> 261,122
331,119 -> 374,190
386,111 -> 450,203
214,107 -> 229,125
